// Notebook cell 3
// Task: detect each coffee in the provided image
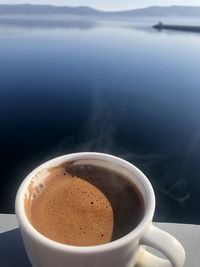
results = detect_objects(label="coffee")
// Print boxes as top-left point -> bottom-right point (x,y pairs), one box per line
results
25,162 -> 144,247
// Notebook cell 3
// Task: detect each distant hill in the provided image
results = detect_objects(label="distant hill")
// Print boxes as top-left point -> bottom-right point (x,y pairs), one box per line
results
0,4 -> 200,17
114,6 -> 200,17
0,4 -> 99,15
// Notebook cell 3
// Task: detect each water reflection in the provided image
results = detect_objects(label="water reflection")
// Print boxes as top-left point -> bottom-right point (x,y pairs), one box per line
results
0,16 -> 98,30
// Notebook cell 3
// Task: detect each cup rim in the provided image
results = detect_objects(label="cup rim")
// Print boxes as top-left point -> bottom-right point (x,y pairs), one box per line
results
15,152 -> 155,253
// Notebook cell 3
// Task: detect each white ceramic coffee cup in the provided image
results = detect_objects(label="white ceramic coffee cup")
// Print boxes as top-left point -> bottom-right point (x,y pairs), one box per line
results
15,152 -> 185,267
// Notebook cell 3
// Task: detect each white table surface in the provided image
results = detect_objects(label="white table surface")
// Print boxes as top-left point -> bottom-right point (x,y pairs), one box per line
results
0,214 -> 199,267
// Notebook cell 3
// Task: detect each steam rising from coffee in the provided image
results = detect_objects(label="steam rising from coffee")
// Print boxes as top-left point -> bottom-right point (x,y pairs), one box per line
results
47,85 -> 189,221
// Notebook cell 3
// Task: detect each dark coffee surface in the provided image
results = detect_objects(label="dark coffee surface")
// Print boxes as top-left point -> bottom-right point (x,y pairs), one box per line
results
26,162 -> 144,246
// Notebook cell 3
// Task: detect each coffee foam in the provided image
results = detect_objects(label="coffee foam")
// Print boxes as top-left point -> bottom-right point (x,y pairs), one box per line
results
25,168 -> 50,203
25,165 -> 114,246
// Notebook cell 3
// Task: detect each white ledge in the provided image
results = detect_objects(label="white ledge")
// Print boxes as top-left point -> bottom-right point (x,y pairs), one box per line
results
0,214 -> 199,267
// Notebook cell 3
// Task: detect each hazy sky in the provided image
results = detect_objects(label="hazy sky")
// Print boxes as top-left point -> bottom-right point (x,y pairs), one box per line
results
0,0 -> 200,11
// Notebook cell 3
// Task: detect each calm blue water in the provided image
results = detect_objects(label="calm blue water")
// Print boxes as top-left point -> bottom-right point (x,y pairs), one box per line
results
0,16 -> 200,223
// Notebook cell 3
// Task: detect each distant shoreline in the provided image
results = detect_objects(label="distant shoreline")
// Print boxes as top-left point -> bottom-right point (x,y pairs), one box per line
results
1,4 -> 200,18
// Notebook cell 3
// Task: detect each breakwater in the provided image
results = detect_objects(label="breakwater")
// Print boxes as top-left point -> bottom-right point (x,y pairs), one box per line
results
153,23 -> 200,33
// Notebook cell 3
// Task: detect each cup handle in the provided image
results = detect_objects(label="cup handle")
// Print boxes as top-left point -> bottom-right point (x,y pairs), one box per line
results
136,224 -> 185,267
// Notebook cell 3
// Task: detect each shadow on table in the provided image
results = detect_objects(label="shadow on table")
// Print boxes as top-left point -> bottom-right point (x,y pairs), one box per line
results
0,228 -> 31,267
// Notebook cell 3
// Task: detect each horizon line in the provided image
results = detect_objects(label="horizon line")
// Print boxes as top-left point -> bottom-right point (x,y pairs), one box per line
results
0,3 -> 200,13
